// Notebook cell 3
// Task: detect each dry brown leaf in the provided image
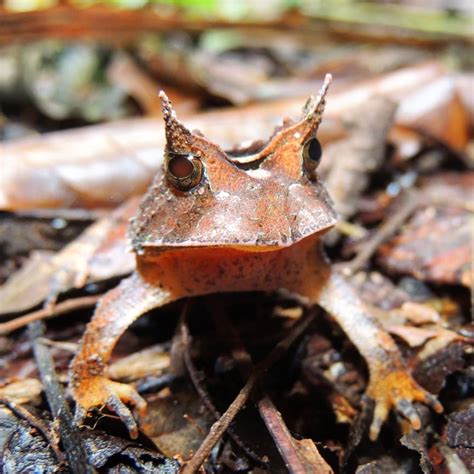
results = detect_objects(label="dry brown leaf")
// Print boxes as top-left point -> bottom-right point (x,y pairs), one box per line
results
0,198 -> 137,315
417,330 -> 468,361
0,62 -> 443,210
414,340 -> 468,394
0,103 -> 342,210
148,389 -> 212,461
388,325 -> 461,348
396,301 -> 441,325
378,173 -> 473,287
0,251 -> 54,314
108,344 -> 171,382
0,378 -> 43,404
107,52 -> 199,117
445,405 -> 474,472
396,77 -> 470,151
293,438 -> 334,474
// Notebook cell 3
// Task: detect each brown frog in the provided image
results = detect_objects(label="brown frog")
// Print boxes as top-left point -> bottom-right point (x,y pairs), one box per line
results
69,75 -> 442,441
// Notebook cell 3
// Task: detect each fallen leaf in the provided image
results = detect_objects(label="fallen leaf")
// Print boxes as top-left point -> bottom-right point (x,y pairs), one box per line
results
0,198 -> 137,314
396,77 -> 470,151
401,426 -> 432,474
293,437 -> 334,473
0,378 -> 42,404
148,386 -> 212,461
445,405 -> 474,473
413,341 -> 468,394
0,62 -> 442,210
109,344 -> 171,382
396,301 -> 440,325
378,172 -> 474,287
388,325 -> 459,348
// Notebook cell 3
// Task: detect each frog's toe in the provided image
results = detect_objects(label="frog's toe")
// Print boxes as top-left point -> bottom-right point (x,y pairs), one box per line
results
424,392 -> 444,414
366,369 -> 443,441
105,383 -> 147,438
395,399 -> 421,429
106,394 -> 139,438
72,376 -> 146,439
369,402 -> 389,441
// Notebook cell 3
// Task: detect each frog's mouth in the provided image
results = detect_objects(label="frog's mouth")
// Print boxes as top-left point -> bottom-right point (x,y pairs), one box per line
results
140,242 -> 289,255
137,226 -> 334,258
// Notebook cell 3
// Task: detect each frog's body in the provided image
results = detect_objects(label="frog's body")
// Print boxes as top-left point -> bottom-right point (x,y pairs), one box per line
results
70,76 -> 442,441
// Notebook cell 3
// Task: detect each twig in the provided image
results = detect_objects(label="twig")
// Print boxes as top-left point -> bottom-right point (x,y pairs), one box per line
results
28,321 -> 95,474
342,190 -> 419,275
258,396 -> 308,473
0,398 -> 65,464
212,305 -> 332,474
215,309 -> 307,472
257,397 -> 333,474
16,208 -> 105,221
0,294 -> 101,335
180,320 -> 266,467
181,311 -> 315,473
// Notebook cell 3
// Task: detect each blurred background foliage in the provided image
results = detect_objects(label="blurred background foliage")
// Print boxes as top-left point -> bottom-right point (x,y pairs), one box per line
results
3,0 -> 472,35
0,0 -> 472,133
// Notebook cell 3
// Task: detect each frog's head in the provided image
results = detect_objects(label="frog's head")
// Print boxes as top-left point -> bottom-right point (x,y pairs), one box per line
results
130,75 -> 337,254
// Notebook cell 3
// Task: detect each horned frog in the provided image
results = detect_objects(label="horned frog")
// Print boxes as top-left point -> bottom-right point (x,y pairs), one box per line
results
69,75 -> 442,441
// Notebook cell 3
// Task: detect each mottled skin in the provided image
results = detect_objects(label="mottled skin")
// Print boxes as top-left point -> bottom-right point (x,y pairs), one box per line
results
70,76 -> 442,441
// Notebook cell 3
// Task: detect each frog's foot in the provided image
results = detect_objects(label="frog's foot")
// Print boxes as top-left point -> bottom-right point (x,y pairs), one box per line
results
72,376 -> 146,439
366,369 -> 443,441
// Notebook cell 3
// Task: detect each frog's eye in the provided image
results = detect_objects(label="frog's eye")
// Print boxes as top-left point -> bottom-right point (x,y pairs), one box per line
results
302,137 -> 322,175
166,152 -> 203,191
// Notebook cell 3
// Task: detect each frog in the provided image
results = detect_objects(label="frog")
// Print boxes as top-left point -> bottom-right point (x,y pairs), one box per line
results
69,75 -> 442,442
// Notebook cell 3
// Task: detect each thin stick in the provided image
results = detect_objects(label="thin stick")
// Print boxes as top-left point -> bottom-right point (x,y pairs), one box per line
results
181,321 -> 266,467
16,208 -> 105,221
0,294 -> 101,335
28,321 -> 95,474
181,312 -> 315,473
212,305 -> 331,473
257,397 -> 307,473
343,190 -> 418,275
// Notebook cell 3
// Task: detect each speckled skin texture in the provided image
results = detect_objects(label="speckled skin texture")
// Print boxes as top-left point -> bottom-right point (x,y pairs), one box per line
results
130,88 -> 337,250
70,77 -> 442,441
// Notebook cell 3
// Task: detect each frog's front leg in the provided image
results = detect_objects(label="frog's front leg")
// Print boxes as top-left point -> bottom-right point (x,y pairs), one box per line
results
313,263 -> 443,440
69,271 -> 173,438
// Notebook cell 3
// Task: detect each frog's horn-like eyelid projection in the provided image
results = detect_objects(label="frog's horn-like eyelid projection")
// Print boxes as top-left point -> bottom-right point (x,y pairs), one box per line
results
159,90 -> 233,165
158,90 -> 193,152
301,73 -> 332,125
229,73 -> 332,165
296,73 -> 331,171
